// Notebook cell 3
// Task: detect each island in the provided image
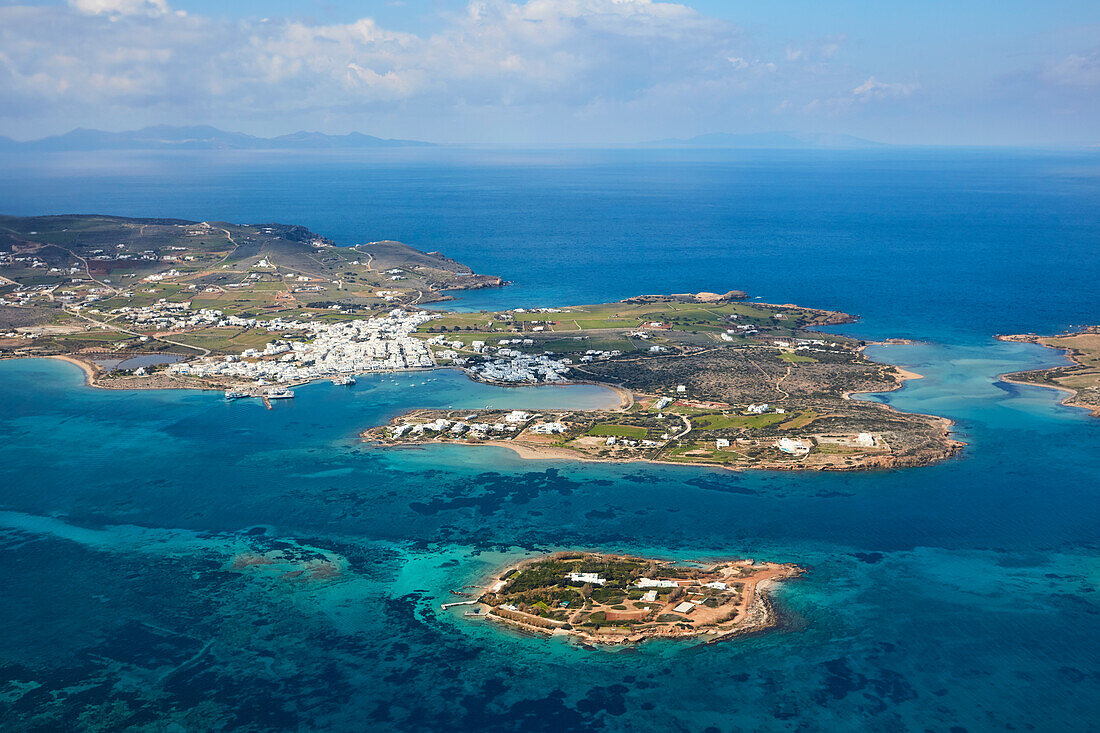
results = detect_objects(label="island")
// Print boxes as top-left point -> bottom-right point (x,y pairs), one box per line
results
2,213 -> 961,470
366,295 -> 961,471
451,552 -> 803,645
997,327 -> 1100,416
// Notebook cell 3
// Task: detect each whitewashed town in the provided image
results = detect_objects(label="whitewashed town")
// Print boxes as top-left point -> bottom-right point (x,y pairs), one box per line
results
102,300 -> 586,398
166,308 -> 438,390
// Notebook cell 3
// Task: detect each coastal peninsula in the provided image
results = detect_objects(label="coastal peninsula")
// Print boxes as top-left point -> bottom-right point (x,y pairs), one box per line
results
367,296 -> 962,471
0,214 -> 501,392
453,552 -> 802,645
997,327 -> 1100,416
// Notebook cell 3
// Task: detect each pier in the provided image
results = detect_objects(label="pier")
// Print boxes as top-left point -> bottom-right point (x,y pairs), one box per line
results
440,600 -> 479,610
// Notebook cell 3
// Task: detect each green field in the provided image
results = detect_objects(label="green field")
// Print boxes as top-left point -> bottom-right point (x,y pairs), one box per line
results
417,299 -> 809,338
692,412 -> 787,430
419,312 -> 500,330
539,336 -> 640,354
778,351 -> 818,363
53,330 -> 127,344
778,410 -> 818,430
159,327 -> 283,353
587,424 -> 649,439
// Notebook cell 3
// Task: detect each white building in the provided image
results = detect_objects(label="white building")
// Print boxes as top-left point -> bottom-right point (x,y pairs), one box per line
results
166,308 -> 438,384
777,437 -> 812,456
529,422 -> 567,434
636,578 -> 679,589
567,572 -> 606,585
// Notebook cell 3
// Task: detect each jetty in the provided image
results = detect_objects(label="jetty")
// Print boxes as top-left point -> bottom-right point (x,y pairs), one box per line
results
440,600 -> 479,610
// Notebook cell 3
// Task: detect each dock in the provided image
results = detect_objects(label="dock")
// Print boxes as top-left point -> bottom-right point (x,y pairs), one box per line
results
440,600 -> 479,610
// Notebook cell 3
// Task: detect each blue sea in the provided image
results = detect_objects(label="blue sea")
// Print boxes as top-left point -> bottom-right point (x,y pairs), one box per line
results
0,148 -> 1098,731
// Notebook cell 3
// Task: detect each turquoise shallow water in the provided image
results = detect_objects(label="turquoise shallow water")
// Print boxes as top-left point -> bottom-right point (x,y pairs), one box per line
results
0,341 -> 1097,731
0,148 -> 1098,731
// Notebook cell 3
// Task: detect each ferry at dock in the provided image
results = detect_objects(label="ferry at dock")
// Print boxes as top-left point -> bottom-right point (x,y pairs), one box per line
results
332,376 -> 356,386
265,387 -> 295,399
224,390 -> 249,400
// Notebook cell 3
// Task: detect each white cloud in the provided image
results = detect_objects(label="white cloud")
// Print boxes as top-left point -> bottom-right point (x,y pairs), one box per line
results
68,0 -> 174,18
1042,50 -> 1100,88
0,0 -> 930,140
2,0 -> 757,116
852,76 -> 918,100
819,37 -> 844,59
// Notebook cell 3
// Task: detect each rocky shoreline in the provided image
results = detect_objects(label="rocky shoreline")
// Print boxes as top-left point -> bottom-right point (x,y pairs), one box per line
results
455,553 -> 804,646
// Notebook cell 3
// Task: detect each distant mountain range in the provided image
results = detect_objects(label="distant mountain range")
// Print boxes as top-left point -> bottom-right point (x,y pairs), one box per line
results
0,126 -> 888,151
0,125 -> 432,151
642,132 -> 887,149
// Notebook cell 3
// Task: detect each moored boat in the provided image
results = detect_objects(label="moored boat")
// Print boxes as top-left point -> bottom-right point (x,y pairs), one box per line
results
265,387 -> 295,399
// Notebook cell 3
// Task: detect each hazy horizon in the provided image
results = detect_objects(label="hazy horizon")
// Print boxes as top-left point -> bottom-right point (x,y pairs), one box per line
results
4,124 -> 1100,150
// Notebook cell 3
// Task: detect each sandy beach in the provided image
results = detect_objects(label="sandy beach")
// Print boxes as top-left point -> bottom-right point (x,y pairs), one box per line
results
46,354 -> 98,384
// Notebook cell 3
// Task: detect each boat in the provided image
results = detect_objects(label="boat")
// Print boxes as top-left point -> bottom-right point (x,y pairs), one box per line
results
332,376 -> 356,386
225,390 -> 249,400
265,387 -> 295,399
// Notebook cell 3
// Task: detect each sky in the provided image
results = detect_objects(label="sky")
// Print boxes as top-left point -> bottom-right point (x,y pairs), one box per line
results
0,0 -> 1097,145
